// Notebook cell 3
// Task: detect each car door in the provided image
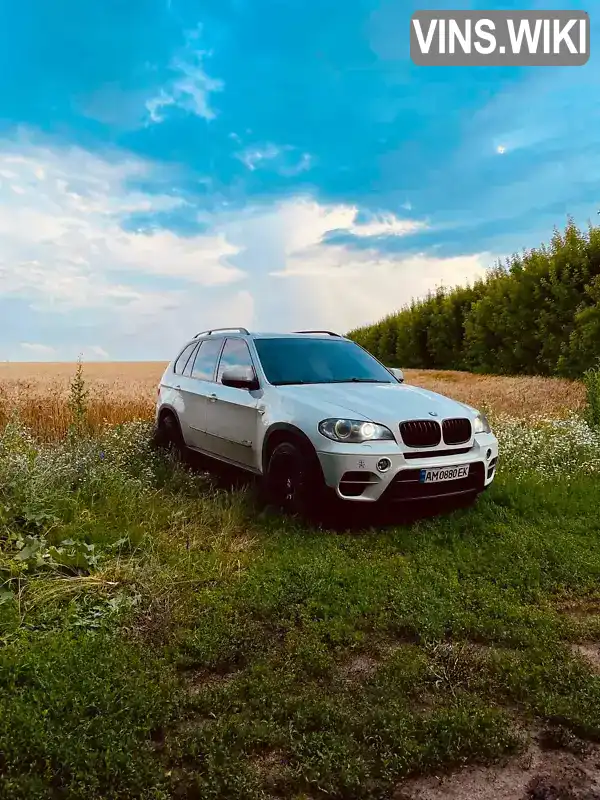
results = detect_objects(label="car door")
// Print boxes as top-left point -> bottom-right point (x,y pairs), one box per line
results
182,337 -> 225,451
203,337 -> 262,469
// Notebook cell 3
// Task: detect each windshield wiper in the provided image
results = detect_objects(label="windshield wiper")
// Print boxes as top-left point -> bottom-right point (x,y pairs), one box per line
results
272,380 -> 315,386
328,378 -> 392,384
273,378 -> 393,386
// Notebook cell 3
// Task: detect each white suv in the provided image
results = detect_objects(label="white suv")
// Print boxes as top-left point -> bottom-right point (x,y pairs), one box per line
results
155,328 -> 498,517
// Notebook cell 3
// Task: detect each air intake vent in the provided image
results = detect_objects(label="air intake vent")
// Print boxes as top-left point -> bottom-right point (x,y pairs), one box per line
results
399,420 -> 441,448
442,418 -> 472,445
339,471 -> 379,498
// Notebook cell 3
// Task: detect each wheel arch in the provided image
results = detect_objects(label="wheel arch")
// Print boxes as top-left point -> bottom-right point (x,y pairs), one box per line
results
152,405 -> 185,451
157,405 -> 180,425
156,405 -> 186,443
262,423 -> 322,476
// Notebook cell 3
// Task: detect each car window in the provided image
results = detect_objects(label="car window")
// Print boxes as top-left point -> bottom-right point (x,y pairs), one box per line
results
182,343 -> 200,377
173,342 -> 197,375
217,338 -> 255,383
190,338 -> 223,381
253,337 -> 394,385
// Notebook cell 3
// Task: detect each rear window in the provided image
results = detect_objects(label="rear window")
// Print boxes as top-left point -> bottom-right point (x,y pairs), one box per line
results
173,342 -> 197,375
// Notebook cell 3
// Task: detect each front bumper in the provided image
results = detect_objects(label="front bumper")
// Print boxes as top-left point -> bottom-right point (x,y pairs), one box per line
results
316,434 -> 498,503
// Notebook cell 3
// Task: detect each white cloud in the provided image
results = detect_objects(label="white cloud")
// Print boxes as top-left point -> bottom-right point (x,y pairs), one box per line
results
146,91 -> 176,123
145,27 -> 223,124
18,344 -> 110,363
289,153 -> 313,176
272,251 -> 492,333
1,136 -> 495,357
0,135 -> 244,314
235,143 -> 313,176
236,143 -> 282,171
20,342 -> 56,356
350,212 -> 425,238
213,197 -> 492,334
225,198 -> 423,253
0,133 -> 252,359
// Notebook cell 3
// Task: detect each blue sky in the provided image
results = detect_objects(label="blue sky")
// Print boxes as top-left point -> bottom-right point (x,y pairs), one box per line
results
0,0 -> 597,361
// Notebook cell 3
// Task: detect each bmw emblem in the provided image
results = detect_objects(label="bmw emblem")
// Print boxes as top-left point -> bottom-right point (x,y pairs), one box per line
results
428,411 -> 438,417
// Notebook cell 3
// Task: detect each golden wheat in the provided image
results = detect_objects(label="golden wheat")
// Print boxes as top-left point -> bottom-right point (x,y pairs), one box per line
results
0,361 -> 586,440
405,369 -> 585,420
0,362 -> 165,440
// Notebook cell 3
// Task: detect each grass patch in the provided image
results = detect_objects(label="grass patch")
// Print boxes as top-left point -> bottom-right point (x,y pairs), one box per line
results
1,376 -> 600,798
0,631 -> 176,800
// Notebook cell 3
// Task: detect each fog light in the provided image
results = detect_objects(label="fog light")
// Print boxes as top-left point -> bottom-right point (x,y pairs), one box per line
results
377,458 -> 392,473
486,448 -> 492,460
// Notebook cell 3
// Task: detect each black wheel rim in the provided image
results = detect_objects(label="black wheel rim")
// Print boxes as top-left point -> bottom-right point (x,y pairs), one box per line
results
272,455 -> 299,509
283,472 -> 295,505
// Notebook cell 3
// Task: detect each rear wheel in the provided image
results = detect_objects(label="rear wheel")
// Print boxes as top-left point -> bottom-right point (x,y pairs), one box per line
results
153,412 -> 186,461
266,441 -> 325,520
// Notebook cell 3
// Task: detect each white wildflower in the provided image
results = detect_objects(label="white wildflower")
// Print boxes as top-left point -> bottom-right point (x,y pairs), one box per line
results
493,414 -> 600,481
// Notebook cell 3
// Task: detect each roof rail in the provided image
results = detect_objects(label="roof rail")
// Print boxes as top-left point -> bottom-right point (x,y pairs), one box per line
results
194,327 -> 250,338
294,330 -> 342,337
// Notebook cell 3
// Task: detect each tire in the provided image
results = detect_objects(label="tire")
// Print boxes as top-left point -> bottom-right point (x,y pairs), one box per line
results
265,441 -> 325,520
153,412 -> 186,461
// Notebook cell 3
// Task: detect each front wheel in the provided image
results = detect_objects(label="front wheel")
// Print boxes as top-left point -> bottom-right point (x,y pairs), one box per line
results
265,441 -> 325,520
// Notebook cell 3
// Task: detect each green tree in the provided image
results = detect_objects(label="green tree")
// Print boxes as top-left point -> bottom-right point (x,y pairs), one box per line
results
347,219 -> 600,379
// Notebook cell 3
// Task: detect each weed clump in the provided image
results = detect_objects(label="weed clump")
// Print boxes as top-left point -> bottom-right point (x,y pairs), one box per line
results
67,356 -> 90,437
583,364 -> 600,430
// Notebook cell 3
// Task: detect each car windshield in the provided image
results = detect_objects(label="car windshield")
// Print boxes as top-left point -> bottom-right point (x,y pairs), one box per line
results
253,337 -> 395,386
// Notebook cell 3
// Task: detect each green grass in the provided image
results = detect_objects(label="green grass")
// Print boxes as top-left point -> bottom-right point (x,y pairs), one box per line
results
2,416 -> 600,799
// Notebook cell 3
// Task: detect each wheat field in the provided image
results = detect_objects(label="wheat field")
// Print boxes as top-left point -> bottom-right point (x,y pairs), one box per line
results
0,361 -> 586,440
0,362 -> 165,439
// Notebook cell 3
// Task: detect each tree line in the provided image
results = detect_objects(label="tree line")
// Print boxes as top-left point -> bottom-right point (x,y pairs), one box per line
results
347,219 -> 600,378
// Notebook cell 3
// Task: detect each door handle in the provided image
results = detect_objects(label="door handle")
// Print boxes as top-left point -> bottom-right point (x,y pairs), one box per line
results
174,384 -> 181,390
257,406 -> 266,415
208,393 -> 217,402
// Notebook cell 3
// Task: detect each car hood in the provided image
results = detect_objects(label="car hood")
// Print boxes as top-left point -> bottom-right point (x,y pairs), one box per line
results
277,382 -> 478,425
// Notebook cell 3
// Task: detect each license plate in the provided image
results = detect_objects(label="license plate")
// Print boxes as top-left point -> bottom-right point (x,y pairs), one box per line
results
419,464 -> 470,483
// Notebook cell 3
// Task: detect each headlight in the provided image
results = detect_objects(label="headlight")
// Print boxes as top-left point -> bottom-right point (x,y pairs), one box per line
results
473,413 -> 491,434
318,418 -> 395,443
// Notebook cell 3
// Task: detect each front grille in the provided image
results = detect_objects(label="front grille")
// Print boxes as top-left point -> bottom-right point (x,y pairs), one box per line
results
404,446 -> 472,460
399,420 -> 441,448
442,418 -> 472,445
383,462 -> 485,502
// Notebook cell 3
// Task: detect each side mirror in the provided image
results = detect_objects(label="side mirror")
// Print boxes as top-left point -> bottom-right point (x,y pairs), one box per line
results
221,365 -> 260,391
389,367 -> 404,383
